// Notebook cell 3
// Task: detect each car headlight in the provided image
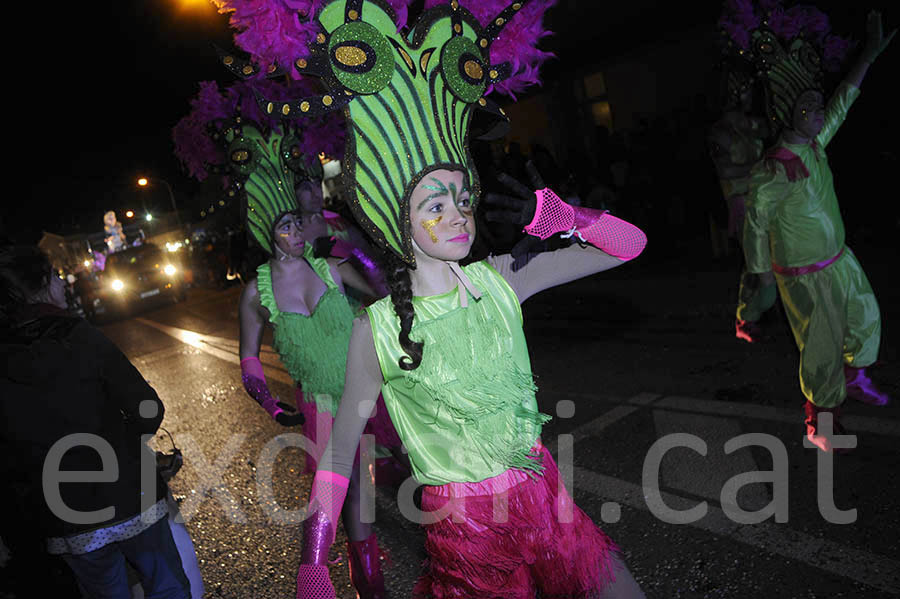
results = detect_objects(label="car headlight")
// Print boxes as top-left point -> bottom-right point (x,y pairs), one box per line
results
111,279 -> 125,292
164,264 -> 177,276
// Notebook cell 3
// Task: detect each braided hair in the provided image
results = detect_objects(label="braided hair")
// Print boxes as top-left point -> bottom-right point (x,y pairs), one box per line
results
383,252 -> 423,371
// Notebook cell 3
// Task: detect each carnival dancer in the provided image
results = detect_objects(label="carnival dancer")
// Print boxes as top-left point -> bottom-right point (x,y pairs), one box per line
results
720,0 -> 894,452
707,59 -> 777,343
212,0 -> 649,595
174,78 -> 400,598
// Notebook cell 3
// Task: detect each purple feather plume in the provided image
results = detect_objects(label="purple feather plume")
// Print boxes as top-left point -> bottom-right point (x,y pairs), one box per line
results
424,0 -> 556,99
214,0 -> 414,77
719,0 -> 853,71
173,78 -> 346,182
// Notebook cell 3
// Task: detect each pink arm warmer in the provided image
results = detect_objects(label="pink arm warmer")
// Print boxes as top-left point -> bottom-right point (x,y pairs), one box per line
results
524,188 -> 647,260
240,357 -> 284,420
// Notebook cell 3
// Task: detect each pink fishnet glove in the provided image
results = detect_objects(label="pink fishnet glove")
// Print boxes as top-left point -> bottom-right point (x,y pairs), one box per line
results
296,564 -> 337,599
524,188 -> 647,260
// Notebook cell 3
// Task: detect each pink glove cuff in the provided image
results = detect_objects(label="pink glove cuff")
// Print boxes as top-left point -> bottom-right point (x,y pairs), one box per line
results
573,209 -> 647,261
240,358 -> 284,419
523,188 -> 647,260
523,188 -> 575,240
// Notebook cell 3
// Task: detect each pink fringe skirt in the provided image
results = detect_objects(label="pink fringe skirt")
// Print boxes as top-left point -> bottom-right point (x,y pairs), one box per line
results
413,444 -> 618,599
296,386 -> 403,475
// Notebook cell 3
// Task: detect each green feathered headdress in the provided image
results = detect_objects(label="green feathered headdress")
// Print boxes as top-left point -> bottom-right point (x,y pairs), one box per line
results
224,122 -> 300,255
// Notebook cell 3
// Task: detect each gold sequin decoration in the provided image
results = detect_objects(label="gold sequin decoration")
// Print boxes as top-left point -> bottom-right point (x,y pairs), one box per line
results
454,24 -> 462,33
335,46 -> 367,67
317,33 -> 326,44
489,69 -> 498,79
266,102 -> 275,114
398,47 -> 415,73
232,150 -> 249,162
420,50 -> 434,74
495,17 -> 505,26
301,101 -> 311,112
464,60 -> 484,80
451,0 -> 458,8
224,56 -> 234,65
348,9 -> 358,20
513,2 -> 521,9
267,64 -> 277,73
480,38 -> 488,48
478,98 -> 487,106
323,95 -> 333,106
421,216 -> 442,243
296,58 -> 307,69
282,104 -> 291,115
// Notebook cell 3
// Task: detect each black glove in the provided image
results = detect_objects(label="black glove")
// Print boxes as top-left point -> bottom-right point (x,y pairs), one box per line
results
274,401 -> 306,426
312,236 -> 337,259
482,162 -> 550,271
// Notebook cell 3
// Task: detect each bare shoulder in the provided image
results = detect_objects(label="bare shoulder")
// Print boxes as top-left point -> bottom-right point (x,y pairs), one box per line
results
240,278 -> 260,306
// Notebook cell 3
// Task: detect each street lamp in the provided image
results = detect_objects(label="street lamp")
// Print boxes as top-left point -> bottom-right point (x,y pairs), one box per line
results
137,177 -> 182,229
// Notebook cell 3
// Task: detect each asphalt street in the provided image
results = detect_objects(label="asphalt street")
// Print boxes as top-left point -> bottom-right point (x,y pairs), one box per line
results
88,242 -> 900,598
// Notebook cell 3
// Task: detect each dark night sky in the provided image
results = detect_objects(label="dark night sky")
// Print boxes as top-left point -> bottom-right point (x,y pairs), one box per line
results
10,0 -> 899,240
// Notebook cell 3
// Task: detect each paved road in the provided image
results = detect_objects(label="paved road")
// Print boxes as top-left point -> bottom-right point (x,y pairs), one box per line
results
95,250 -> 899,598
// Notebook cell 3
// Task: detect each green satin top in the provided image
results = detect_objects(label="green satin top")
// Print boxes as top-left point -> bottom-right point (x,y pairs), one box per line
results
744,82 -> 860,273
256,245 -> 354,415
366,261 -> 551,486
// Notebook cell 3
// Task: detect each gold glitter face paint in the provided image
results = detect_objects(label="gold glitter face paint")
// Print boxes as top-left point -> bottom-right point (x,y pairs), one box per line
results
420,216 -> 442,243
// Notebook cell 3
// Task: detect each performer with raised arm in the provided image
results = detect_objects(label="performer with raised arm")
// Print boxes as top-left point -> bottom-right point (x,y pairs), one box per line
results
720,0 -> 894,452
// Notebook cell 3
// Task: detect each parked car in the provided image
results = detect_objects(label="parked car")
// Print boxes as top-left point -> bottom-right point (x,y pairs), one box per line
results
96,243 -> 186,317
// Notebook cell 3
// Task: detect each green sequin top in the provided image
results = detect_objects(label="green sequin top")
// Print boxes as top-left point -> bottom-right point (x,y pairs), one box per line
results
256,246 -> 355,416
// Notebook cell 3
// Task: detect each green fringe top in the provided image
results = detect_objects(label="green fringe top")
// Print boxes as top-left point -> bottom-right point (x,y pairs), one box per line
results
367,261 -> 550,485
256,246 -> 355,416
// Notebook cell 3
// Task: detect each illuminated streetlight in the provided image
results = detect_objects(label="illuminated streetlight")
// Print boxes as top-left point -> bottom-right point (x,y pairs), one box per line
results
146,213 -> 153,222
137,176 -> 182,229
125,210 -> 135,218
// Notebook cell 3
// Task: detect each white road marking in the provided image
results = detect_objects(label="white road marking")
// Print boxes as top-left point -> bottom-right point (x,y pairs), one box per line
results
134,317 -> 293,385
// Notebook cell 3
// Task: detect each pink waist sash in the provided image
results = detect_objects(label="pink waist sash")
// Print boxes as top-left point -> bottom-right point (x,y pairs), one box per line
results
773,247 -> 844,277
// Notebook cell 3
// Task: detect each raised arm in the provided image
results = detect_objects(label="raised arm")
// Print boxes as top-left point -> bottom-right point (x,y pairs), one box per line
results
820,11 -> 895,148
297,315 -> 383,599
238,280 -> 304,426
483,168 -> 646,302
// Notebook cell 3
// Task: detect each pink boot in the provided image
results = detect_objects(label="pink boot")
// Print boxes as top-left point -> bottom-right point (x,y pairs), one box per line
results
347,533 -> 386,599
804,401 -> 852,454
844,365 -> 890,406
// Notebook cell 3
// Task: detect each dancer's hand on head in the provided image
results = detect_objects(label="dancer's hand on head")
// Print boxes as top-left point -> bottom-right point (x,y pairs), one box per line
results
483,161 -> 546,226
483,161 -> 554,270
274,402 -> 306,426
863,11 -> 897,63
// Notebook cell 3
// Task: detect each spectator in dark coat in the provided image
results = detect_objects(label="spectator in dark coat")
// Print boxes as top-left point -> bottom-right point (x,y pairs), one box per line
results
0,244 -> 190,599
